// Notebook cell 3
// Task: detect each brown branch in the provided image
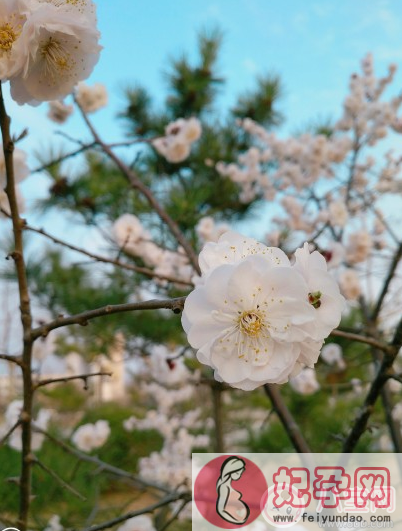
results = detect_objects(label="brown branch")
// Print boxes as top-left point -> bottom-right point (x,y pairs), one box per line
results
24,224 -> 193,286
31,296 -> 186,339
79,493 -> 190,531
264,384 -> 312,454
371,241 -> 402,321
33,371 -> 112,391
75,99 -> 201,275
157,499 -> 190,531
330,329 -> 392,352
0,420 -> 21,447
0,353 -> 23,366
35,427 -> 172,493
33,457 -> 86,501
0,82 -> 34,531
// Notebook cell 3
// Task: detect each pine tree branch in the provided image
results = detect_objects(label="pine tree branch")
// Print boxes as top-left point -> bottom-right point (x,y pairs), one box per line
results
0,83 -> 34,531
31,297 -> 186,339
75,99 -> 201,275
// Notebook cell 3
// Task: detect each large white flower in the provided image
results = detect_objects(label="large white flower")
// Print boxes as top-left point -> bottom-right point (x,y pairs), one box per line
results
198,231 -> 290,279
10,1 -> 101,104
0,0 -> 27,80
182,254 -> 316,390
292,243 -> 345,341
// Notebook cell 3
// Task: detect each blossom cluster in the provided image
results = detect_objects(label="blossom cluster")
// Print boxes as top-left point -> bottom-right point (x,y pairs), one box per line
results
214,54 -> 402,309
113,213 -> 194,285
182,231 -> 345,390
0,0 -> 101,105
47,82 -> 108,123
152,117 -> 202,163
71,419 -> 110,452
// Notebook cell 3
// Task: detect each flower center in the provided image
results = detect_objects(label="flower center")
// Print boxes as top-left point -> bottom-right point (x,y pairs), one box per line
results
41,37 -> 71,78
0,23 -> 18,52
239,310 -> 263,337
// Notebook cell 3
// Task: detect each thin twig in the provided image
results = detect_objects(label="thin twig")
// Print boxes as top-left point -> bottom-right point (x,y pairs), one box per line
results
31,296 -> 186,339
0,353 -> 23,366
33,458 -> 86,501
330,329 -> 392,352
35,427 -> 172,493
157,499 -> 190,531
31,142 -> 96,173
78,493 -> 191,531
0,420 -> 21,447
264,384 -> 312,454
75,99 -> 201,275
33,371 -> 112,390
24,224 -> 193,286
371,241 -> 402,321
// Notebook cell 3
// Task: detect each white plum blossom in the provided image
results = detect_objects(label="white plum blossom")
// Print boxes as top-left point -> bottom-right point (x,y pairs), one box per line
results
113,213 -> 146,254
0,0 -> 27,80
328,201 -> 348,228
75,81 -> 108,113
44,515 -> 63,531
293,243 -> 346,341
183,232 -> 344,390
10,0 -> 102,104
339,269 -> 361,300
289,368 -> 320,395
116,516 -> 156,531
321,343 -> 346,370
152,117 -> 202,163
47,99 -> 73,123
71,420 -> 110,452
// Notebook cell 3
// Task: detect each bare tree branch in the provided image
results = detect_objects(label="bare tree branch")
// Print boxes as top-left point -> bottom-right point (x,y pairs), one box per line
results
0,353 -> 23,366
78,493 -> 191,531
33,371 -> 112,391
33,458 -> 87,501
371,241 -> 402,321
0,420 -> 21,447
75,99 -> 201,275
0,82 -> 34,531
264,384 -> 312,454
31,296 -> 186,339
24,223 -> 193,286
330,329 -> 392,352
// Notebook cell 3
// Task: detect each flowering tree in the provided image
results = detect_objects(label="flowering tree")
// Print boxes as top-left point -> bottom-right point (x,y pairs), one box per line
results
1,1 -> 402,530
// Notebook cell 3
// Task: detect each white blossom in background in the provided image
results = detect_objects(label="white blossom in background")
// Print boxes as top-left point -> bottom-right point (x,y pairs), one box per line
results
320,343 -> 346,370
339,269 -> 361,300
152,117 -> 202,163
350,378 -> 364,395
392,403 -> 402,423
47,99 -> 73,123
196,216 -> 231,243
44,515 -> 63,531
71,420 -> 110,452
182,231 -> 344,390
0,147 -> 29,186
9,0 -> 102,104
116,516 -> 156,531
113,213 -> 146,254
328,201 -> 348,228
75,82 -> 108,113
289,368 -> 320,395
0,400 -> 52,451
